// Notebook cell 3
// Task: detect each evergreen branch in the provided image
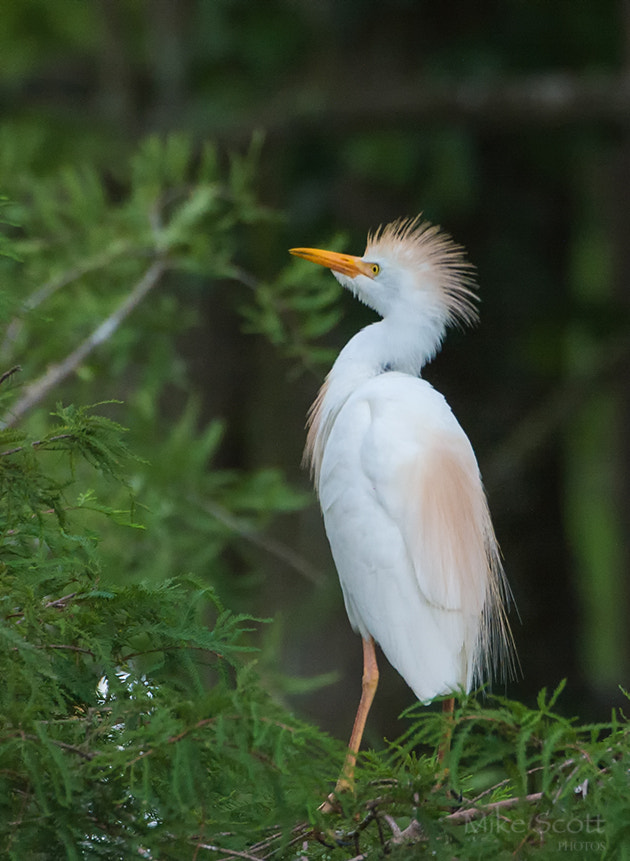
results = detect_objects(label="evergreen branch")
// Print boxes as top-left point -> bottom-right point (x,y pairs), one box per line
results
0,365 -> 21,387
45,592 -> 78,609
247,825 -> 306,858
444,791 -> 544,825
0,245 -> 138,361
0,433 -> 75,456
231,265 -> 259,292
24,246 -> 139,313
6,732 -> 99,761
553,763 -> 580,803
167,717 -> 217,746
125,717 -> 218,767
193,843 -> 264,861
382,813 -> 423,844
39,644 -> 95,657
5,592 -> 80,620
118,644 -> 223,662
462,756 -> 577,808
232,262 -> 339,379
125,713 -> 303,771
0,257 -> 169,428
259,715 -> 298,733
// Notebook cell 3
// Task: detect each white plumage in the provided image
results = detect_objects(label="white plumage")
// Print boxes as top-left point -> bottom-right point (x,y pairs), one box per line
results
290,216 -> 515,785
319,373 -> 491,701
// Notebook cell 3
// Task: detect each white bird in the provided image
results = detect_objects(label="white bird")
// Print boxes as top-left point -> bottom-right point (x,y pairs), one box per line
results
290,216 -> 516,791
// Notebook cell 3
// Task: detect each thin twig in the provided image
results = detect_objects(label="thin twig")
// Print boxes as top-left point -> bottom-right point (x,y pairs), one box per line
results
464,758 -> 568,807
0,257 -> 169,428
231,266 -> 260,292
118,644 -> 223,663
0,245 -> 137,361
0,433 -> 76,457
38,644 -> 95,657
248,824 -> 307,858
196,497 -> 325,585
8,731 -> 99,761
0,365 -> 21,387
444,791 -> 544,824
125,717 -> 218,767
45,592 -> 78,609
167,718 -> 216,746
5,591 -> 79,621
190,843 -> 264,861
553,764 -> 580,804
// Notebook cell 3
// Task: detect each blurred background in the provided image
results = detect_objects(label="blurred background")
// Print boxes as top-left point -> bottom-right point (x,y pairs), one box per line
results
1,0 -> 629,745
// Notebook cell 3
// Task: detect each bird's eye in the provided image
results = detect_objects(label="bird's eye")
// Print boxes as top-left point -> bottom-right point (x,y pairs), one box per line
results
370,263 -> 380,277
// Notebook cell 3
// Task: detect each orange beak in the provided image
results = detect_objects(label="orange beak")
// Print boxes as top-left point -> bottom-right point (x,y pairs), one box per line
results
290,247 -> 370,278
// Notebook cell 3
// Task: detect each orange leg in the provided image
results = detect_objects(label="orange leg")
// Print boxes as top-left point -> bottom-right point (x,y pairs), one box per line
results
320,637 -> 379,811
336,635 -> 379,794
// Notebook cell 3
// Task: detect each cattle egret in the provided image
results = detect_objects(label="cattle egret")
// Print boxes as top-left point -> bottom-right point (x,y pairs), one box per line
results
290,216 -> 516,793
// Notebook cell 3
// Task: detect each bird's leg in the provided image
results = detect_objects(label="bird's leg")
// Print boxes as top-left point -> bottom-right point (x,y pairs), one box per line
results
321,636 -> 379,811
338,636 -> 379,791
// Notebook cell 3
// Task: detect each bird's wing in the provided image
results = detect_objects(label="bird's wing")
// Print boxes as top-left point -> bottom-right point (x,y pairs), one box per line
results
318,373 -> 508,698
367,403 -> 489,616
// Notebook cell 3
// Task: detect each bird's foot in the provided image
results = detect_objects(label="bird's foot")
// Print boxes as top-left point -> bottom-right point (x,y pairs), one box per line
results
318,776 -> 354,814
318,793 -> 341,815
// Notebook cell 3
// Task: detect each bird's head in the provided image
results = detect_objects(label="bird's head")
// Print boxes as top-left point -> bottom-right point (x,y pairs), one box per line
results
290,216 -> 478,332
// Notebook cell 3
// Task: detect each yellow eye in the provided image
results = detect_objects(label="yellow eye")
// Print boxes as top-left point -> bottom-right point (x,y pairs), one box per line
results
370,263 -> 380,277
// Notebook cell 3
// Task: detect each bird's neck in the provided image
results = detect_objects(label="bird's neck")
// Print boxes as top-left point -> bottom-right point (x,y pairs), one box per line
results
306,314 -> 444,488
321,314 -> 444,428
333,314 -> 444,384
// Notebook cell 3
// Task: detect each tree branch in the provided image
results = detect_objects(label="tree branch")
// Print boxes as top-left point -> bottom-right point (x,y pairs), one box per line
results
196,496 -> 326,585
192,843 -> 264,861
0,257 -> 169,429
6,731 -> 99,761
233,71 -> 630,146
0,365 -> 21,387
0,245 -> 140,360
445,791 -> 544,825
38,644 -> 95,658
0,433 -> 75,457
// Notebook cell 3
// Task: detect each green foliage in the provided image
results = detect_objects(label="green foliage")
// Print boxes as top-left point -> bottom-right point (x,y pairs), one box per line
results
4,451 -> 628,861
118,398 -> 308,601
0,196 -> 21,262
1,125 -> 628,857
0,131 -> 350,857
286,684 -> 627,859
240,240 -> 343,374
0,132 -> 340,611
1,396 -> 625,859
0,132 -> 338,410
0,405 -> 339,859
